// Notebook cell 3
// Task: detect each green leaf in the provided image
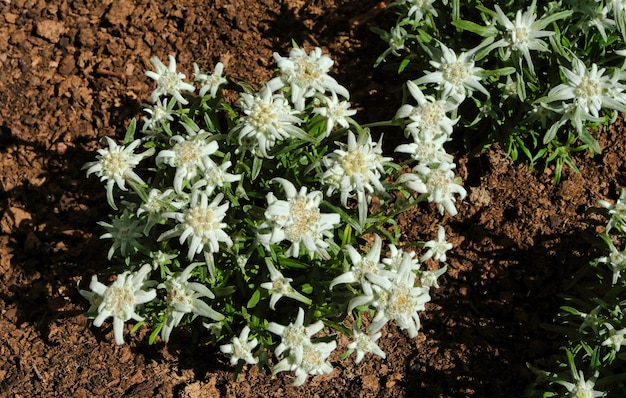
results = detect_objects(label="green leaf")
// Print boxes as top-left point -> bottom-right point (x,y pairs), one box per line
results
301,283 -> 313,294
130,320 -> 145,334
213,286 -> 237,297
123,118 -> 137,144
478,67 -> 516,79
475,5 -> 498,20
277,257 -> 309,269
578,129 -> 601,154
534,10 -> 573,30
398,58 -> 411,74
247,289 -> 261,308
321,200 -> 362,234
451,20 -> 496,37
149,323 -> 163,344
251,156 -> 263,180
543,124 -> 560,145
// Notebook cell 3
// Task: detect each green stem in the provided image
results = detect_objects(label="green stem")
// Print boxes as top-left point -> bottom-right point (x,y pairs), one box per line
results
361,120 -> 401,129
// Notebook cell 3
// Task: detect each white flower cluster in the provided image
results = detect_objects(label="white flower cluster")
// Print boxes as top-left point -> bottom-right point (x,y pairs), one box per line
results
258,178 -> 340,260
318,130 -> 393,226
331,233 -> 447,338
80,263 -> 223,344
82,56 -> 238,344
84,137 -> 155,210
270,47 -> 350,111
542,56 -> 626,143
82,47 -> 461,385
597,188 -> 626,285
395,79 -> 466,216
268,308 -> 336,386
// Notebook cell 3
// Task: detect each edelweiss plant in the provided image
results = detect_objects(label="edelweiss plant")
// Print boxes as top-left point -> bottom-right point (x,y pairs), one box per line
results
374,0 -> 626,182
80,46 -> 464,385
527,188 -> 626,396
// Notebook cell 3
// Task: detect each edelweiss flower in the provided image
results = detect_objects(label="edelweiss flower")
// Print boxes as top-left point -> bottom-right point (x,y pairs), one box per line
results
257,178 -> 340,259
313,92 -> 357,138
382,244 -> 420,273
545,57 -> 626,119
421,225 -> 452,262
584,4 -> 615,41
492,0 -> 556,75
271,47 -> 349,111
260,259 -> 312,310
193,62 -> 228,98
396,80 -> 459,137
318,130 -> 392,225
230,86 -> 308,158
388,24 -> 408,55
79,264 -> 156,345
367,254 -> 432,338
613,0 -> 626,38
159,190 -> 232,260
578,305 -> 602,333
330,234 -> 393,300
556,371 -> 603,398
156,130 -> 219,193
347,328 -> 386,364
145,55 -> 195,105
148,250 -> 178,270
601,324 -> 626,352
597,240 -> 626,285
268,308 -> 335,386
395,127 -> 454,167
142,97 -> 176,134
189,161 -> 241,195
398,161 -> 467,216
84,137 -> 154,210
541,101 -> 602,143
414,42 -> 489,101
405,0 -> 438,23
220,325 -> 259,365
276,340 -> 336,387
158,264 -> 224,342
420,265 -> 447,289
598,188 -> 626,232
267,307 -> 325,366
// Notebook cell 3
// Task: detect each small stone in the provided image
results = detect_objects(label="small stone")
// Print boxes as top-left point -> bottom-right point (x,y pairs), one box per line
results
53,142 -> 68,155
35,20 -> 67,43
58,55 -> 75,75
4,13 -> 17,24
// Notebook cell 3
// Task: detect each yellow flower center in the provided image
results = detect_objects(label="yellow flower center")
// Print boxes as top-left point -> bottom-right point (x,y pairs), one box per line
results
443,61 -> 469,87
186,206 -> 218,235
341,151 -> 368,177
576,76 -> 601,99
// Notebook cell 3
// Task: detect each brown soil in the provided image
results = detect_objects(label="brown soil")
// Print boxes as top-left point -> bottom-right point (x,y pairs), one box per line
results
1,1 -> 624,397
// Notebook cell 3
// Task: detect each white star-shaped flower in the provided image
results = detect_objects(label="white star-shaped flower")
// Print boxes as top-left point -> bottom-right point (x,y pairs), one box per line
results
84,137 -> 154,210
414,42 -> 489,101
145,55 -> 195,105
79,264 -> 157,345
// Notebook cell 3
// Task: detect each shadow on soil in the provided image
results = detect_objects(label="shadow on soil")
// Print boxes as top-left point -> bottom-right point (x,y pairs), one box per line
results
400,217 -> 603,397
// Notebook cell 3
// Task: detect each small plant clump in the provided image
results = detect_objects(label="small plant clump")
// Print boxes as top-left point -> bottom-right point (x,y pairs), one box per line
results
374,0 -> 626,183
372,1 -> 626,394
527,189 -> 626,396
80,46 -> 464,385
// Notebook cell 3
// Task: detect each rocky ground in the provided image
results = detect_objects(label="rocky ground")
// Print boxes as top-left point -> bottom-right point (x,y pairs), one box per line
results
1,0 -> 625,396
